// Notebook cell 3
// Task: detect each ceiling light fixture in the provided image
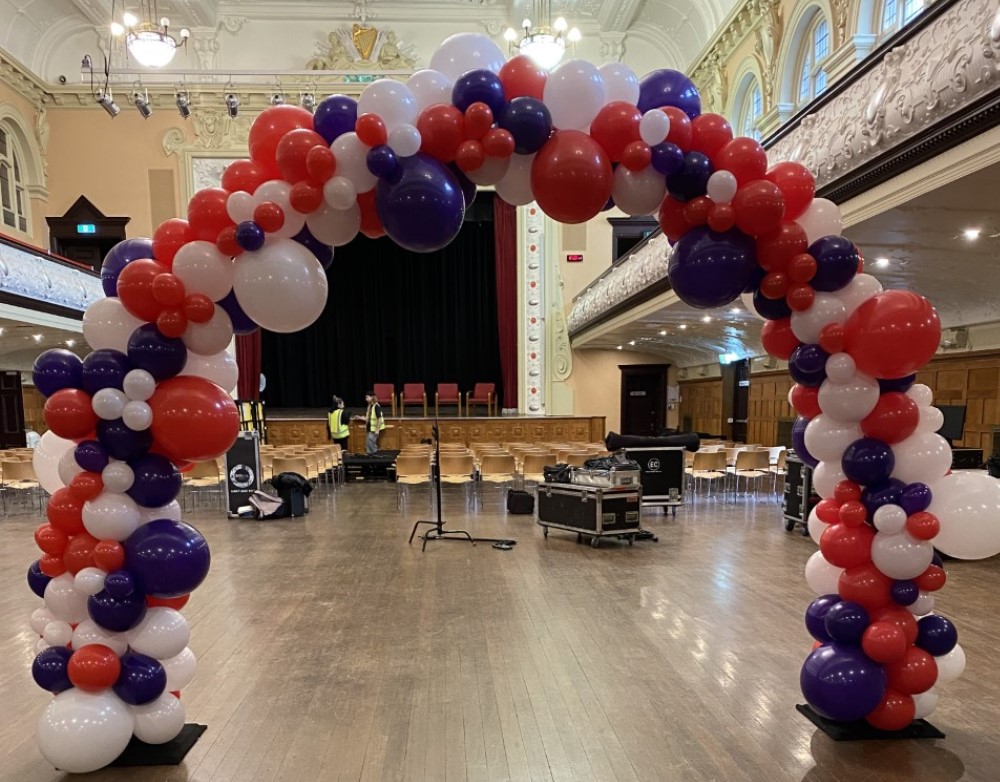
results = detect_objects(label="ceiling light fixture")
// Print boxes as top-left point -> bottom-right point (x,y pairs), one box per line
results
111,4 -> 190,69
679,324 -> 688,330
875,257 -> 890,268
300,93 -> 316,113
730,307 -> 740,314
503,0 -> 581,70
270,93 -> 286,106
97,90 -> 120,117
225,92 -> 240,118
32,334 -> 42,342
132,88 -> 152,118
963,228 -> 981,240
659,330 -> 667,336
616,345 -> 623,350
701,315 -> 712,323
629,340 -> 636,346
175,91 -> 191,119
65,339 -> 76,347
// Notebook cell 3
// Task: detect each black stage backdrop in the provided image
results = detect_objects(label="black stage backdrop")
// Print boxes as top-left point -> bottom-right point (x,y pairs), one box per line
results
261,200 -> 501,410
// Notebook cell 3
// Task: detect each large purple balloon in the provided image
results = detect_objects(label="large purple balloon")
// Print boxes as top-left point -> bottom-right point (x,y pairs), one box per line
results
792,416 -> 818,468
101,237 -> 154,297
789,344 -> 828,387
452,69 -> 505,115
127,453 -> 182,508
124,520 -> 211,598
448,164 -> 477,209
805,594 -> 839,642
32,647 -> 73,693
218,289 -> 259,335
753,286 -> 792,320
114,652 -> 166,705
498,97 -> 552,155
824,601 -> 870,644
27,560 -> 51,599
375,153 -> 465,253
88,587 -> 147,632
842,437 -> 895,486
668,226 -> 756,309
313,94 -> 357,144
96,418 -> 153,462
32,349 -> 83,397
861,478 -> 905,518
81,349 -> 130,395
666,151 -> 712,202
637,69 -> 701,118
104,569 -> 136,599
75,439 -> 110,473
809,236 -> 860,292
127,324 -> 187,381
800,643 -> 886,721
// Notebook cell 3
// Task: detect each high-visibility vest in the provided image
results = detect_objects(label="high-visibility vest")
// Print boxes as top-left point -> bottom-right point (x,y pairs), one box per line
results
328,409 -> 349,439
368,403 -> 385,433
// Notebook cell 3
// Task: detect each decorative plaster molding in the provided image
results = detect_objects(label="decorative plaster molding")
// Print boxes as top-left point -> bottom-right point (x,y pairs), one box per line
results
0,54 -> 50,108
481,19 -> 506,38
192,33 -> 221,71
523,204 -> 545,415
599,32 -> 627,64
163,109 -> 250,156
219,16 -> 249,35
0,241 -> 101,312
551,306 -> 572,381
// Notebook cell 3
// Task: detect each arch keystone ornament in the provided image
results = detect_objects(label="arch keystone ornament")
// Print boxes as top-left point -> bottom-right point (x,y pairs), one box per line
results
25,32 -> 994,771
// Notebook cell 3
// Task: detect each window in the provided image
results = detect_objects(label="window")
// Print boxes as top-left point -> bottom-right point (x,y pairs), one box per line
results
879,0 -> 925,37
0,127 -> 28,234
735,77 -> 763,141
795,13 -> 830,107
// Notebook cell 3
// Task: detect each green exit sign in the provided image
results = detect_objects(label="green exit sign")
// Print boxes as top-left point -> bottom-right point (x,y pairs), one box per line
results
76,223 -> 96,234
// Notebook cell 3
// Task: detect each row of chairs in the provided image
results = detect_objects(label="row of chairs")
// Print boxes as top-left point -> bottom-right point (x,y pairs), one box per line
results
373,382 -> 497,417
0,449 -> 43,514
685,445 -> 788,501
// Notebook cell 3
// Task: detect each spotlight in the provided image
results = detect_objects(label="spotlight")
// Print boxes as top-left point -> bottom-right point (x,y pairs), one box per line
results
225,92 -> 240,117
616,345 -> 623,350
963,228 -> 981,240
97,91 -> 120,117
300,93 -> 316,112
679,324 -> 688,330
876,257 -> 890,268
65,339 -> 76,347
629,340 -> 636,346
32,334 -> 42,342
175,91 -> 191,119
132,89 -> 151,119
701,315 -> 712,323
659,330 -> 667,336
270,93 -> 285,106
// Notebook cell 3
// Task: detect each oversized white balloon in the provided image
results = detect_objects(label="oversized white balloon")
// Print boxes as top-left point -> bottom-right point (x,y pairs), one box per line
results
465,155 -> 510,186
82,492 -> 141,541
33,430 -> 76,494
387,123 -> 422,158
872,504 -> 907,535
122,400 -> 153,431
181,349 -> 239,393
358,78 -> 418,131
912,688 -> 939,719
611,165 -> 667,216
138,500 -> 182,524
429,32 -> 506,81
132,693 -> 186,744
123,368 -> 156,402
805,550 -> 843,594
127,607 -> 190,660
928,471 -> 1000,559
825,353 -> 856,384
37,689 -> 135,774
407,69 -> 453,112
162,647 -> 198,691
31,607 -> 56,635
102,460 -> 135,493
82,297 -> 145,353
495,153 -> 536,206
817,374 -> 880,422
234,238 -> 329,333
791,292 -> 846,343
543,59 -> 605,131
891,431 -> 952,486
307,201 -> 361,247
871,531 -> 934,579
323,176 -> 357,211
44,573 -> 89,624
812,460 -> 847,499
57,444 -> 84,487
804,415 -> 861,463
331,132 -> 378,193
706,170 -> 738,204
833,273 -> 883,318
183,306 -> 234,356
935,643 -> 966,683
72,619 -> 129,656
74,567 -> 107,596
92,387 -> 127,420
173,240 -> 235,302
43,619 -> 74,647
226,191 -> 254,224
796,197 -> 843,244
600,63 -> 640,105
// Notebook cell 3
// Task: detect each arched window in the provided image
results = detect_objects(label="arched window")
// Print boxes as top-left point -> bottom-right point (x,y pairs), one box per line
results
795,13 -> 830,107
878,0 -> 925,37
0,124 -> 29,234
734,76 -> 763,141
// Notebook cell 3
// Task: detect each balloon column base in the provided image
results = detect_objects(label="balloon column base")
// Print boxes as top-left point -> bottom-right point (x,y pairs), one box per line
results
796,705 -> 944,741
108,723 -> 207,767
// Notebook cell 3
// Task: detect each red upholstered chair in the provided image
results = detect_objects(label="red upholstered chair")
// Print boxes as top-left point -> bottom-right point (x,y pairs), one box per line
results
435,383 -> 461,417
373,383 -> 396,416
400,383 -> 428,417
466,383 -> 496,417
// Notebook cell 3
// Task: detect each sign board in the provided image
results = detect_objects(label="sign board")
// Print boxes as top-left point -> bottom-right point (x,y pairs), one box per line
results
224,431 -> 260,516
566,253 -> 583,263
76,223 -> 96,234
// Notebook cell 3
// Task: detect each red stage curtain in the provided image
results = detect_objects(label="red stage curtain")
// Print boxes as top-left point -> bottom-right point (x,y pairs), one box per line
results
493,197 -> 518,411
235,330 -> 262,400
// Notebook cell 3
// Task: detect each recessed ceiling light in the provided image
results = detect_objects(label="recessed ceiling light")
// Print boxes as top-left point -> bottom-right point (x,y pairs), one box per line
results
0,327 -> 4,335
65,339 -> 76,347
964,228 -> 981,240
659,329 -> 667,336
876,257 -> 890,268
701,316 -> 712,323
730,307 -> 740,314
629,340 -> 635,346
616,345 -> 623,350
32,334 -> 42,342
679,324 -> 688,330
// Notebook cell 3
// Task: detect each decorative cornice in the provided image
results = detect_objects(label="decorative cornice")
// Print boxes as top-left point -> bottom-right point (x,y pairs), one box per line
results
0,54 -> 52,108
0,238 -> 101,314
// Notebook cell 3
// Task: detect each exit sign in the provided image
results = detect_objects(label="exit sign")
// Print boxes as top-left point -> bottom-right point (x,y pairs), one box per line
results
76,223 -> 96,234
566,253 -> 583,263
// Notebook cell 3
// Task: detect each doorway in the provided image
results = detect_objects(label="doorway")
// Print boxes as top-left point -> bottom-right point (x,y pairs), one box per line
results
47,196 -> 129,271
721,359 -> 750,442
0,370 -> 26,447
620,364 -> 669,436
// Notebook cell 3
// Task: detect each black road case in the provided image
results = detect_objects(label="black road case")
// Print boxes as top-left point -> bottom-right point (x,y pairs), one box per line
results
783,452 -> 818,535
537,483 -> 642,547
623,446 -> 685,514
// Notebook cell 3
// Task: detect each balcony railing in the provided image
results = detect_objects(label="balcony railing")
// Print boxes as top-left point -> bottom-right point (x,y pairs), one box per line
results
0,233 -> 102,315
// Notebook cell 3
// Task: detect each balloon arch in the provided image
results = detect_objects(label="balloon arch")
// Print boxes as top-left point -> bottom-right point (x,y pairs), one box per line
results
24,32 -> 999,772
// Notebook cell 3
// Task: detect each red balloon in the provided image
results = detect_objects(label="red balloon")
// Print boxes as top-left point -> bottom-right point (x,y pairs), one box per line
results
63,532 -> 98,575
117,258 -> 170,321
713,137 -> 767,186
834,480 -> 862,504
866,689 -> 915,731
455,140 -> 486,172
482,128 -> 515,159
657,196 -> 691,243
275,128 -> 327,184
815,499 -> 841,524
862,621 -> 908,663
418,104 -> 466,161
870,605 -> 918,645
39,554 -> 67,578
289,181 -> 324,214
620,141 -> 652,172
531,131 -> 613,224
590,102 -> 642,162
305,146 -> 337,184
93,540 -> 125,572
689,113 -> 733,158
886,647 -> 937,694
819,323 -> 846,354
35,523 -> 68,556
499,55 -> 547,100
147,594 -> 190,610
69,471 -> 103,502
788,253 -> 818,283
151,273 -> 186,308
188,188 -> 234,243
150,376 -> 240,463
221,160 -> 268,195
661,107 -> 692,150
44,390 -> 98,440
68,644 -> 121,692
184,294 -> 214,324
464,102 -> 494,140
756,222 -> 808,273
916,564 -> 946,592
786,284 -> 815,312
357,189 -> 385,239
152,219 -> 192,269
253,201 -> 285,233
839,562 -> 893,612
157,309 -> 188,339
845,291 -> 942,380
707,203 -> 736,232
906,511 -> 940,541
820,522 -> 875,569
861,392 -> 919,445
215,225 -> 242,259
733,179 -> 785,236
355,113 -> 387,148
760,318 -> 800,360
47,488 -> 85,535
760,272 -> 789,300
838,501 -> 867,527
766,162 -> 816,222
248,105 -> 315,178
790,384 -> 820,418
682,196 -> 711,226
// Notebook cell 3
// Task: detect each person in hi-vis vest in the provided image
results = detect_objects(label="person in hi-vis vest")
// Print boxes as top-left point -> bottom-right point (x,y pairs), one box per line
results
353,391 -> 385,454
327,396 -> 350,452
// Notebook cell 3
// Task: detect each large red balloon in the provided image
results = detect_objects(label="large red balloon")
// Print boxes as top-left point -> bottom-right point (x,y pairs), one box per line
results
766,162 -> 816,222
845,291 -> 941,379
44,390 -> 98,440
838,561 -> 893,612
47,488 -> 85,535
418,104 -> 466,162
188,188 -> 234,243
68,644 -> 121,692
221,160 -> 268,195
861,392 -> 919,444
498,55 -> 547,100
820,522 -> 875,569
117,258 -> 170,322
150,376 -> 240,463
657,196 -> 691,242
733,180 -> 785,236
531,131 -> 613,224
756,222 -> 808,273
866,689 -> 915,731
152,219 -> 192,269
713,137 -> 767,186
35,523 -> 68,556
760,318 -> 800,360
885,647 -> 938,694
275,128 -> 327,184
590,102 -> 642,162
689,113 -> 733,158
248,105 -> 315,178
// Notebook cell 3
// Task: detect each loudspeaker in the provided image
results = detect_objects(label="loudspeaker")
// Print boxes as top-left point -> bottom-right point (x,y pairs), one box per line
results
951,448 -> 984,470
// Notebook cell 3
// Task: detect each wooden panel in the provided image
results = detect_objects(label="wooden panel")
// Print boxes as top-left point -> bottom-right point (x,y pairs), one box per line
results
913,352 -> 1000,449
678,378 -> 723,436
268,419 -> 329,447
22,385 -> 45,434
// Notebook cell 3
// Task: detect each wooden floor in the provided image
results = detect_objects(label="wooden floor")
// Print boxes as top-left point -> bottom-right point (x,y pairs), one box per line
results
1,483 -> 997,782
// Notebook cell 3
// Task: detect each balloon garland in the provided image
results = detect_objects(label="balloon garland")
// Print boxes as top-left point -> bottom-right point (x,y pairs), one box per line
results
24,32 -> 1000,771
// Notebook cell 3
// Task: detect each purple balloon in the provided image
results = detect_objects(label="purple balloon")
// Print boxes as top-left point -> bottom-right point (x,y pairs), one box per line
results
101,237 -> 154,297
127,453 -> 182,508
792,416 -> 818,468
789,344 -> 828,387
637,68 -> 701,118
367,144 -> 400,180
127,324 -> 187,381
891,579 -> 919,606
75,440 -> 110,473
88,587 -> 147,632
842,437 -> 895,486
375,153 -> 465,254
808,236 -> 859,292
291,226 -> 334,270
879,374 -> 916,393
81,349 -> 130,395
668,226 -> 756,309
861,478 -> 905,518
800,643 -> 886,722
32,349 -> 84,397
313,94 -> 357,144
452,69 -> 505,115
114,652 -> 166,705
805,594 -> 839,642
235,220 -> 265,252
125,520 -> 211,598
824,601 -> 870,644
666,151 -> 712,202
651,142 -> 684,176
900,482 -> 932,515
448,164 -> 478,210
916,615 -> 957,656
498,97 -> 552,155
104,569 -> 136,599
218,289 -> 258,335
32,647 -> 73,693
932,551 -> 944,568
27,560 -> 51,598
752,287 -> 792,320
97,418 -> 153,462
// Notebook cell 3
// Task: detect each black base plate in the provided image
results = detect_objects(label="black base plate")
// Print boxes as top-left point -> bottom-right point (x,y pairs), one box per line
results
796,704 -> 944,741
108,723 -> 207,766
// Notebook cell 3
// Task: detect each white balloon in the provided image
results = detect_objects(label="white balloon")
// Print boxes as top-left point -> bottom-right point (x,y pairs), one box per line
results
805,550 -> 843,595
72,618 -> 129,656
307,201 -> 361,247
173,241 -> 235,302
495,153 -> 536,206
807,506 -> 826,545
599,63 -> 640,105
407,69 -> 453,112
790,292 -> 846,344
226,191 -> 255,224
465,155 -> 510,186
825,353 -> 856,384
706,170 -> 737,204
611,165 -> 666,216
833,273 -> 882,318
387,123 -> 421,158
83,297 -> 145,353
138,500 -> 182,524
57,444 -> 84,487
543,59 -> 605,131
122,400 -> 153,431
162,647 -> 198,691
83,492 -> 141,541
234,238 -> 329,334
127,607 -> 190,660
639,108 -> 670,146
796,197 -> 843,244
358,78 -> 418,131
74,567 -> 107,596
183,306 -> 234,356
912,688 -> 939,719
132,693 -> 186,744
331,132 -> 378,193
935,644 -> 966,683
928,471 -> 1000,559
908,383 -> 934,407
916,404 -> 944,434
909,591 -> 935,617
44,573 -> 89,624
804,415 -> 861,463
323,176 -> 357,210
31,607 -> 56,635
181,349 -> 239,393
92,387 -> 127,421
43,619 -> 74,647
813,460 -> 847,499
891,431 -> 951,486
33,430 -> 76,495
253,180 -> 307,239
872,504 -> 907,534
102,461 -> 135,493
37,689 -> 135,774
36,637 -> 49,654
429,32 -> 506,81
817,375 -> 880,422
871,531 -> 934,579
123,369 -> 156,402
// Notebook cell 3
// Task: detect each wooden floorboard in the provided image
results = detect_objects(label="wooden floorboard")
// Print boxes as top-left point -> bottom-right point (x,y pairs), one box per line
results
0,483 -> 997,781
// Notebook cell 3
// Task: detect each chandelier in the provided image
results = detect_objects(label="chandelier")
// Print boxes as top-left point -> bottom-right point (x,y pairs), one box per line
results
110,2 -> 189,68
504,0 -> 581,71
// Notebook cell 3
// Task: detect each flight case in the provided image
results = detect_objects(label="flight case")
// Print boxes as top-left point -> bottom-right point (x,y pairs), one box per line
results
537,483 -> 642,548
